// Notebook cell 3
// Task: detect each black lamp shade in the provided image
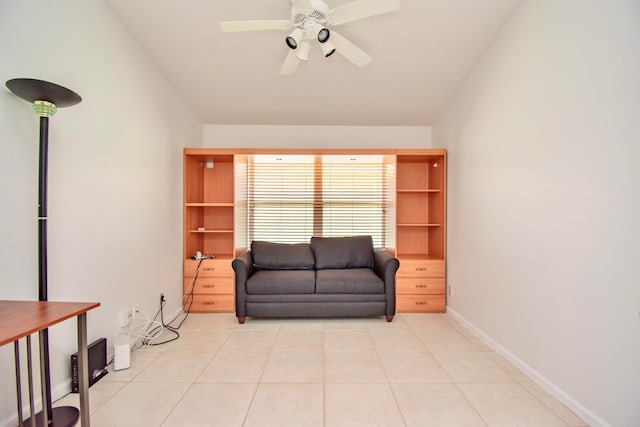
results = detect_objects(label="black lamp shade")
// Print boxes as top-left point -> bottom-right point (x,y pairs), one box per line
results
6,78 -> 82,107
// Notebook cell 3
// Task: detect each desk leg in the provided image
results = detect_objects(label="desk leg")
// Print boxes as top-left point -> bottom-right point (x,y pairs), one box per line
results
38,331 -> 51,426
77,312 -> 90,426
14,341 -> 24,426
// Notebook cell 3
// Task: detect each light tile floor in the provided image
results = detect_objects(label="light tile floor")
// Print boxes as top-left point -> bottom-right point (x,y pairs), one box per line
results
56,313 -> 588,426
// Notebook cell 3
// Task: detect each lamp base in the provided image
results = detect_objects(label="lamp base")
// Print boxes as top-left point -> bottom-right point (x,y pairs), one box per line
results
21,406 -> 79,427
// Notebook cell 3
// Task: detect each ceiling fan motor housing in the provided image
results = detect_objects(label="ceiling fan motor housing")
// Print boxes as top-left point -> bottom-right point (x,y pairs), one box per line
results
289,6 -> 331,45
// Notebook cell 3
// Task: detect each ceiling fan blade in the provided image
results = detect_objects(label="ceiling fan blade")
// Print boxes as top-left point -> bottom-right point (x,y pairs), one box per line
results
219,20 -> 292,32
289,0 -> 312,8
330,31 -> 372,68
310,0 -> 330,12
280,51 -> 301,75
329,0 -> 400,25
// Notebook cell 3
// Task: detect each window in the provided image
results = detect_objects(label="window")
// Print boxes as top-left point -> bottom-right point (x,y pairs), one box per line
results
247,155 -> 315,243
246,154 -> 394,248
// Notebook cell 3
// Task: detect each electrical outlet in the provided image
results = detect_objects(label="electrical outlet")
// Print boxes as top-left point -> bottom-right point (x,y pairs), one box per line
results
118,309 -> 129,328
129,305 -> 138,321
448,285 -> 452,296
119,305 -> 138,328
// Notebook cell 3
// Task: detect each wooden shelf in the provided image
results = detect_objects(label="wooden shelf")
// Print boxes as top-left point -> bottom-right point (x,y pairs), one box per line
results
184,255 -> 234,261
397,189 -> 441,193
397,223 -> 441,227
186,203 -> 234,207
395,254 -> 445,261
189,229 -> 234,234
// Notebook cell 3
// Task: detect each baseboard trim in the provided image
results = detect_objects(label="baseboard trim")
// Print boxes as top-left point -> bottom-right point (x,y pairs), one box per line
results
446,307 -> 610,427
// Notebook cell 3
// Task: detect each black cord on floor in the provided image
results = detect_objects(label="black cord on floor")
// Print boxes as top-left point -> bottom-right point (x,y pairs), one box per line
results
145,258 -> 202,346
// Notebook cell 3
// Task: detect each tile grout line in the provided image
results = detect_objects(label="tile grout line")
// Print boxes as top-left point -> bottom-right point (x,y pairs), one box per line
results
241,324 -> 282,426
322,328 -> 326,427
370,328 -> 409,427
452,382 -> 492,427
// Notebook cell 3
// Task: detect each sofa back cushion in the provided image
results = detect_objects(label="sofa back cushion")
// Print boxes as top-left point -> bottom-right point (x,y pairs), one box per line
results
310,236 -> 374,269
251,241 -> 315,270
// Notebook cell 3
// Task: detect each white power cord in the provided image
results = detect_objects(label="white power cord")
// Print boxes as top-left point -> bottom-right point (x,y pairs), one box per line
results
120,309 -> 164,348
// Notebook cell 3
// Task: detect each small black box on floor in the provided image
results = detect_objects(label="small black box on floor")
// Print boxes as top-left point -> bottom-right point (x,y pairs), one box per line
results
71,337 -> 108,393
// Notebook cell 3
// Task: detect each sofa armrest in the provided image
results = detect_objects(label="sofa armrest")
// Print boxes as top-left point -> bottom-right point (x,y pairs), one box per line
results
374,250 -> 400,317
232,251 -> 255,319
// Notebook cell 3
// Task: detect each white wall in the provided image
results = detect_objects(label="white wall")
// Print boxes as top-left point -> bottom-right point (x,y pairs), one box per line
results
433,1 -> 640,426
203,124 -> 431,149
0,1 -> 201,424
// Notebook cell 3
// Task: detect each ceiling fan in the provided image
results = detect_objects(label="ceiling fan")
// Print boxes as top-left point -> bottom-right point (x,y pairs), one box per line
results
220,0 -> 400,75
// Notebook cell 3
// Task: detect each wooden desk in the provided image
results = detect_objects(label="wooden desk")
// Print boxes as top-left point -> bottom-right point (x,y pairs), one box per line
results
0,300 -> 100,427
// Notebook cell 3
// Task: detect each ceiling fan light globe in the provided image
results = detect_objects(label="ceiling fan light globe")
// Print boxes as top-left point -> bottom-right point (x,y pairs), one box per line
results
286,27 -> 304,50
321,41 -> 336,57
317,27 -> 330,43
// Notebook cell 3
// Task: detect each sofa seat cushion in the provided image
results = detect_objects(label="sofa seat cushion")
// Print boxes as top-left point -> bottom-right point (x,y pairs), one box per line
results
315,269 -> 384,294
247,270 -> 315,294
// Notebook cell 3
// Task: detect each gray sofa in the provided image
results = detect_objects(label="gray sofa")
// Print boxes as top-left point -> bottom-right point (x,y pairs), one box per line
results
232,236 -> 400,324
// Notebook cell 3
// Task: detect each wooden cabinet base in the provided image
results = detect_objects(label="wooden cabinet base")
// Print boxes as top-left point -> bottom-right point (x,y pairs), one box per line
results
396,295 -> 446,312
396,277 -> 445,295
184,294 -> 234,312
183,258 -> 235,312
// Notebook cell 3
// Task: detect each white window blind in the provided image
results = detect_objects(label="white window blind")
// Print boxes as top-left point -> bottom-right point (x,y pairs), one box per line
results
246,154 -> 393,247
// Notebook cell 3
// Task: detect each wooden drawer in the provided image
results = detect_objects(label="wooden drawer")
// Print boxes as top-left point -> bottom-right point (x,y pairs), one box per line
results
397,259 -> 445,277
396,295 -> 446,313
396,277 -> 445,295
183,294 -> 234,313
184,277 -> 234,295
184,259 -> 233,277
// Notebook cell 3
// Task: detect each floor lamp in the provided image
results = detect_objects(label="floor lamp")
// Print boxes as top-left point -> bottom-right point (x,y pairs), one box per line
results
6,78 -> 82,427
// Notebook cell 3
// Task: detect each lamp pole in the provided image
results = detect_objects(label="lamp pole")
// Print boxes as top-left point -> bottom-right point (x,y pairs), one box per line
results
6,78 -> 82,427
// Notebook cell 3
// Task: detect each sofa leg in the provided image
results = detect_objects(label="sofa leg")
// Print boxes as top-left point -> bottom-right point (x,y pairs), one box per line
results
386,315 -> 394,322
237,316 -> 246,324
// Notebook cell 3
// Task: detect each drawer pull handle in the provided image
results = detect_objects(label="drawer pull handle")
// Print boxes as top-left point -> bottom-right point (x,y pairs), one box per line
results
203,285 -> 215,288
203,301 -> 216,305
203,268 -> 216,271
416,267 -> 428,271
416,285 -> 429,288
416,301 -> 428,305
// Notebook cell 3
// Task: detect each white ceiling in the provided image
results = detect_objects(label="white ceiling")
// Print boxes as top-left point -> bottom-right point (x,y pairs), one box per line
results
106,0 -> 520,126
